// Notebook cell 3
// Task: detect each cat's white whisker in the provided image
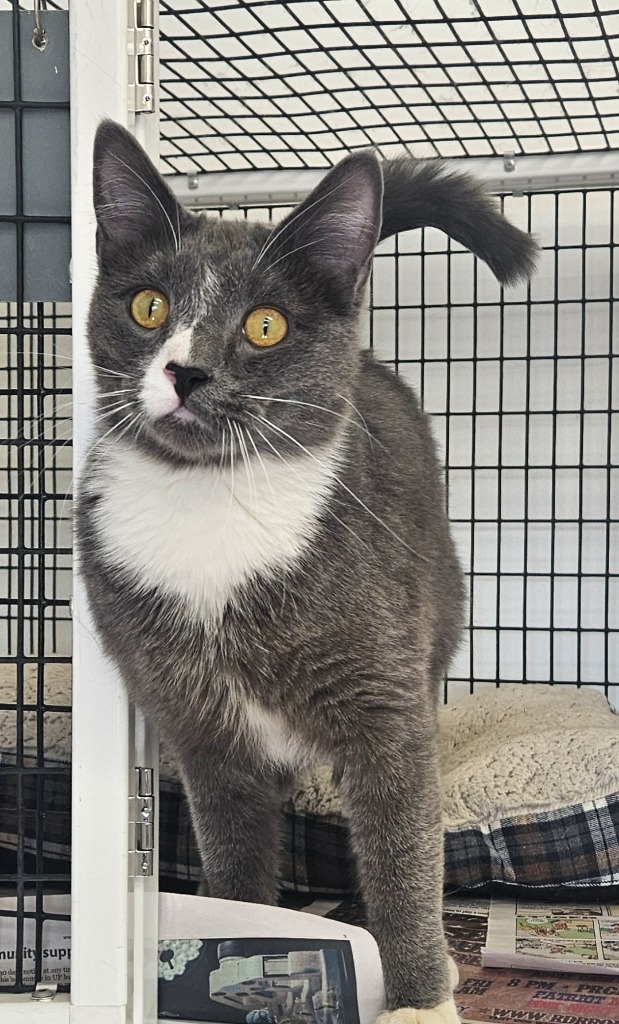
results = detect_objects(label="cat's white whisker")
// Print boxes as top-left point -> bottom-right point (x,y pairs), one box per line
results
14,350 -> 73,366
337,393 -> 381,451
249,412 -> 429,562
95,411 -> 133,441
22,425 -> 72,450
113,413 -> 141,447
219,429 -> 227,475
92,411 -> 135,452
249,422 -> 369,553
99,388 -> 136,398
19,433 -> 74,505
261,236 -> 332,275
92,364 -> 139,381
98,394 -> 138,409
57,473 -> 75,524
214,429 -> 227,491
244,425 -> 275,499
97,398 -> 137,413
110,153 -> 180,253
226,418 -> 236,511
233,421 -> 257,510
97,414 -> 141,460
23,399 -> 73,431
96,400 -> 134,421
250,423 -> 282,461
251,180 -> 347,271
134,414 -> 147,446
242,393 -> 383,448
16,422 -> 71,456
241,429 -> 258,510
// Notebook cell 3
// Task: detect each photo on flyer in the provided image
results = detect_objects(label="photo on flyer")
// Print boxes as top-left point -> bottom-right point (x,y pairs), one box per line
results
158,935 -> 360,1024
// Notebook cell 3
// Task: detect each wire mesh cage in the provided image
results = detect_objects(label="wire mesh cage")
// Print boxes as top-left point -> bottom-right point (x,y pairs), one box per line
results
0,305 -> 73,994
369,190 -> 617,698
0,0 -> 72,994
0,0 -> 618,1000
155,0 -> 618,704
159,0 -> 619,173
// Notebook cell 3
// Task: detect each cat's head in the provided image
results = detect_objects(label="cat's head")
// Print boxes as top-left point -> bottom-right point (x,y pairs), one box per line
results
89,121 -> 383,467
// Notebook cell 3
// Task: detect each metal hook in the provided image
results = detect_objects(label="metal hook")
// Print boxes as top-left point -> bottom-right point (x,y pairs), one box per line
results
32,0 -> 49,52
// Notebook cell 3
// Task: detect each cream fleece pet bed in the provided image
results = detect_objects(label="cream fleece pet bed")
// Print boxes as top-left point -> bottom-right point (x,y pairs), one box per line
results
2,676 -> 619,890
286,685 -> 619,820
288,686 -> 619,891
2,674 -> 618,818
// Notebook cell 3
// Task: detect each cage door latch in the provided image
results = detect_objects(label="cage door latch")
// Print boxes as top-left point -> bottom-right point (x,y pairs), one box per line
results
129,0 -> 155,114
129,766 -> 155,877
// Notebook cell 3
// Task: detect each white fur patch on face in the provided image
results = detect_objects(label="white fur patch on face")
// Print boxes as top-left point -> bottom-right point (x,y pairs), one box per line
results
140,326 -> 193,419
92,438 -> 342,623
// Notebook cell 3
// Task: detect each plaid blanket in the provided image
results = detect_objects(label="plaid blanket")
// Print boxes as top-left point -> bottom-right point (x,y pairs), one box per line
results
2,761 -> 619,895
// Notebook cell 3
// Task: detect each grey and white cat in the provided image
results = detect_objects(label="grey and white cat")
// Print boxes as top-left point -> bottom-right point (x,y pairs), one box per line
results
77,122 -> 537,1024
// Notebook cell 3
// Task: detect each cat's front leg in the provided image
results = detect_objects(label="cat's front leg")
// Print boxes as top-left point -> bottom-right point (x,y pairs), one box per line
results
178,753 -> 284,904
340,717 -> 460,1024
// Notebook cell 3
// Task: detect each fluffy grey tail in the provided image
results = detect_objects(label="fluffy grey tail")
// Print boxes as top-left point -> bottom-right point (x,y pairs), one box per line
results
380,158 -> 538,286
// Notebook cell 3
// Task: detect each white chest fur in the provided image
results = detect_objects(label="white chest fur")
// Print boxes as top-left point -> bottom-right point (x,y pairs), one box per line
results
91,439 -> 340,623
243,698 -> 318,769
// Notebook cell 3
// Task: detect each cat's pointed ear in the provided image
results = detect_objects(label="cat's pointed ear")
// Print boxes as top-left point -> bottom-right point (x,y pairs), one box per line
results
269,151 -> 383,293
93,120 -> 182,259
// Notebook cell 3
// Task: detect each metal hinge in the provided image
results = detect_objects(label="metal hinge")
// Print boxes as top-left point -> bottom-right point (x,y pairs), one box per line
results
129,0 -> 155,114
32,982 -> 58,1002
129,766 -> 155,877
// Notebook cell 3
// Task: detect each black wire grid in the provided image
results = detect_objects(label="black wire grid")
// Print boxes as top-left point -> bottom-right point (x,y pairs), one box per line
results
371,190 -> 617,697
159,0 -> 619,174
0,0 -> 617,997
0,0 -> 72,994
1,190 -> 616,993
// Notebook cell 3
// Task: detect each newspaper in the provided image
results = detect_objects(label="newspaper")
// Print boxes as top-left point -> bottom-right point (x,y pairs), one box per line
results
0,892 -> 386,1024
483,899 -> 619,976
443,899 -> 619,1024
0,894 -> 71,988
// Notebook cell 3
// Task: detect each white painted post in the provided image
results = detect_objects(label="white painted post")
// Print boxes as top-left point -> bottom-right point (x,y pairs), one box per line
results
70,2 -> 132,1022
127,20 -> 162,1019
71,3 -> 162,1021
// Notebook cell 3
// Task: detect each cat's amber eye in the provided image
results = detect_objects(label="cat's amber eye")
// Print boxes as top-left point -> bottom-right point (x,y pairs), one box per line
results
130,289 -> 170,329
243,306 -> 288,348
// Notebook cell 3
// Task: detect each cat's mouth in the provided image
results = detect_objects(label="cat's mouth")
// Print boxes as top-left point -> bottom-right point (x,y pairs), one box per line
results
142,406 -> 239,466
153,406 -> 216,439
170,406 -> 198,423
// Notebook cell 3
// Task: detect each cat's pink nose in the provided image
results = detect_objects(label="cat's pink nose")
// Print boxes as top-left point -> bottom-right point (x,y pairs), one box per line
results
164,365 -> 176,383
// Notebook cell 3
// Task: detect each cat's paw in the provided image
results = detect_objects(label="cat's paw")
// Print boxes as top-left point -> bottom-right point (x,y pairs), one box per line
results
448,956 -> 460,990
377,997 -> 461,1024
